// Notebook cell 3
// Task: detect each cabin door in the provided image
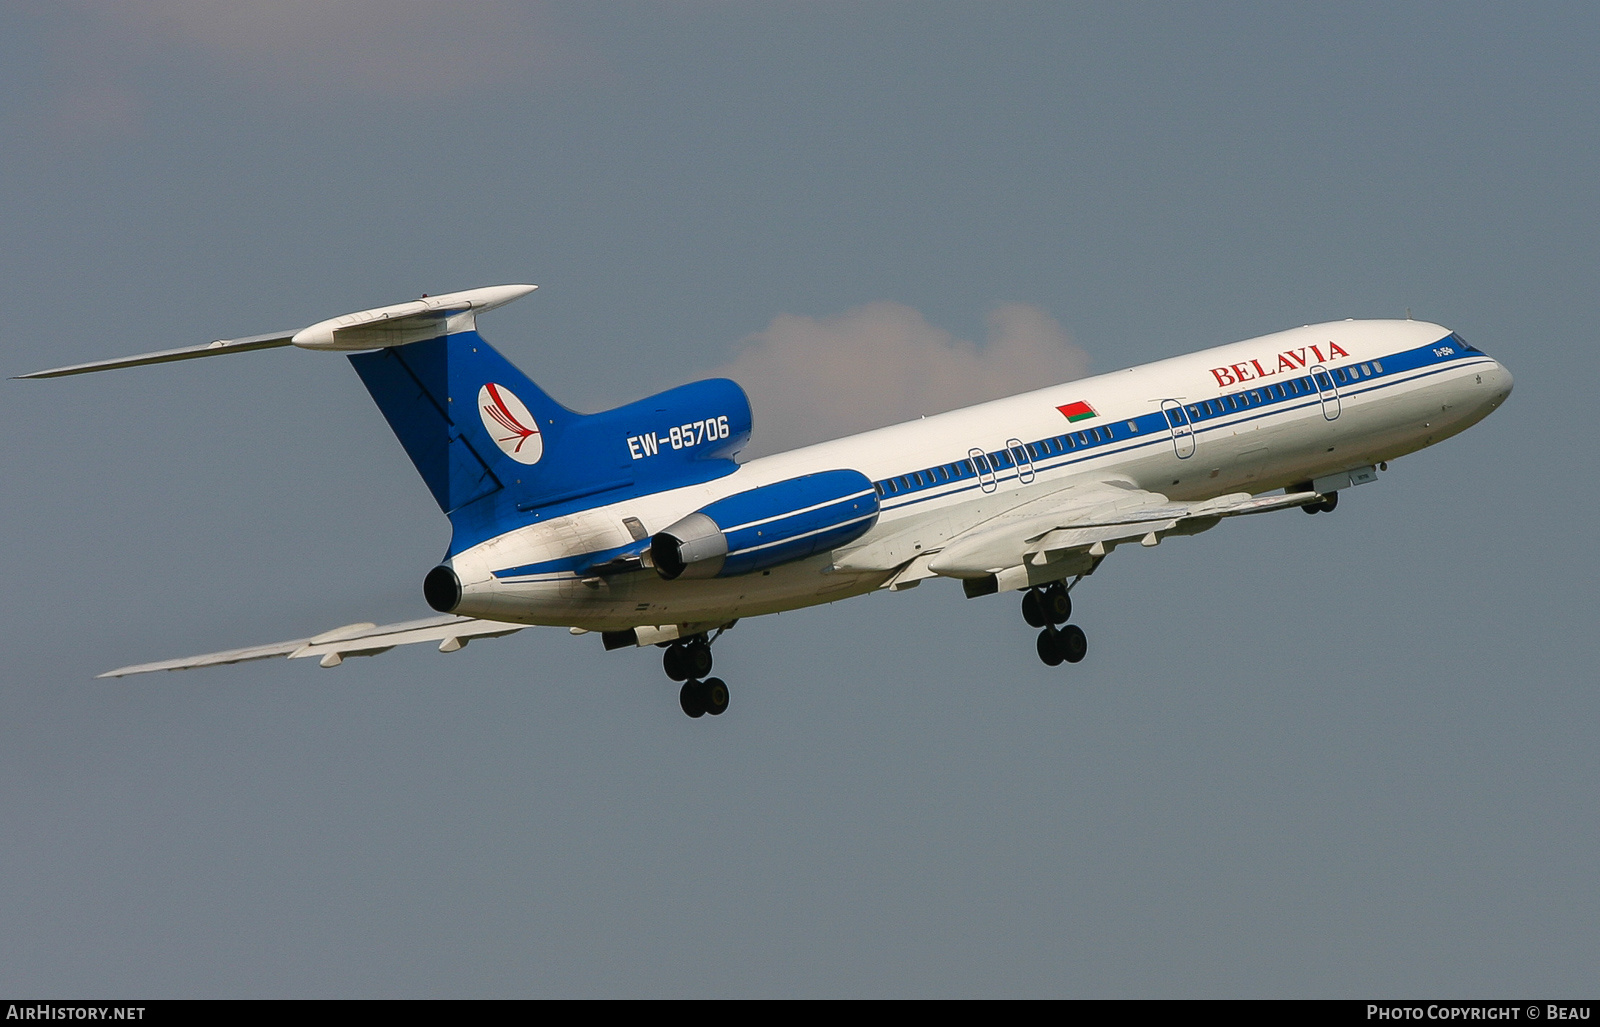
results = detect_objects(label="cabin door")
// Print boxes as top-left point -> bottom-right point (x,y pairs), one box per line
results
1160,400 -> 1196,459
969,447 -> 998,493
1310,365 -> 1342,420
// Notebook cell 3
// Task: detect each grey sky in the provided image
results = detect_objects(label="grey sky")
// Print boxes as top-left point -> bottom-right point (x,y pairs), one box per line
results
2,1 -> 1596,997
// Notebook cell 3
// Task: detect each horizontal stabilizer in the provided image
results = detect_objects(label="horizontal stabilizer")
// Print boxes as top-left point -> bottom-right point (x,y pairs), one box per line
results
98,614 -> 527,678
14,330 -> 296,379
16,284 -> 537,379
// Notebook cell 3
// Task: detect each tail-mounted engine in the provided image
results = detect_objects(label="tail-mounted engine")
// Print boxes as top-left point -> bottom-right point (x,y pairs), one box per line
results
651,469 -> 879,579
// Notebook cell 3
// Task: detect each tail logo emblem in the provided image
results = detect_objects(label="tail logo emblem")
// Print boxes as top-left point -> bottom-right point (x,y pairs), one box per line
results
478,383 -> 544,465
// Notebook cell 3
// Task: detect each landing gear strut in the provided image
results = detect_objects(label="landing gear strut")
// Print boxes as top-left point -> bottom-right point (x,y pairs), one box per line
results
1024,580 -> 1087,667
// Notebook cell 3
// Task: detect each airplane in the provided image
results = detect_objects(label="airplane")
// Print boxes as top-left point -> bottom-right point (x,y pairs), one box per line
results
19,284 -> 1513,718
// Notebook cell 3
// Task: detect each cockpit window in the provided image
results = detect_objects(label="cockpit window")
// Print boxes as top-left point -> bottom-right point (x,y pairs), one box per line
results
1448,332 -> 1481,353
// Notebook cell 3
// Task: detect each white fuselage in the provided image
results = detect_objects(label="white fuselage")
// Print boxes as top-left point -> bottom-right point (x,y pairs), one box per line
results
448,320 -> 1511,631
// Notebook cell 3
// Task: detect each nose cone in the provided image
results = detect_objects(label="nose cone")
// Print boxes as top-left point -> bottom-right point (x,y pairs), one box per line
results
1484,359 -> 1514,405
1469,358 -> 1513,423
1493,360 -> 1514,401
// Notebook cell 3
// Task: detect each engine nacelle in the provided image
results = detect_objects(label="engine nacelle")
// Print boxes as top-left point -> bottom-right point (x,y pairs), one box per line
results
650,469 -> 880,580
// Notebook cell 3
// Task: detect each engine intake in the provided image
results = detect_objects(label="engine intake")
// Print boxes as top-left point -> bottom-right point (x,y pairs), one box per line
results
650,469 -> 879,580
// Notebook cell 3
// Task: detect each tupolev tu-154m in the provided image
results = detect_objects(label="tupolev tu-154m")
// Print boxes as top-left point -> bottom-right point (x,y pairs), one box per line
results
19,285 -> 1512,718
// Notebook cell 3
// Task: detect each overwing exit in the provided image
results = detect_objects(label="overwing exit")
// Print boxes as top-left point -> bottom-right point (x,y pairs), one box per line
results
19,285 -> 1513,718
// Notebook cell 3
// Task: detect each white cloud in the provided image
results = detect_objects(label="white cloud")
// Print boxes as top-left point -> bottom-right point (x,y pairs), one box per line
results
712,301 -> 1090,456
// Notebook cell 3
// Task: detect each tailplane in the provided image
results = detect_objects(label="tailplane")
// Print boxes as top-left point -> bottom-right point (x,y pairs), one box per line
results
19,284 -> 754,556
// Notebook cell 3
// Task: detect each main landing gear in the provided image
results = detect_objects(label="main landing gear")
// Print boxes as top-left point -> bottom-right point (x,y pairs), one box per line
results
1023,581 -> 1087,667
662,634 -> 730,718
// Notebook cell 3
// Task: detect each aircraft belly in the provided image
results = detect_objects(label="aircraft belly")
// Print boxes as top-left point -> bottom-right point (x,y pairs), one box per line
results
466,553 -> 888,631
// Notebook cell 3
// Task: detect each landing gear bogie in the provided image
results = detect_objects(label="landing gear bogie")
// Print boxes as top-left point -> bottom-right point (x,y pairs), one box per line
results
664,632 -> 728,719
1028,578 -> 1086,669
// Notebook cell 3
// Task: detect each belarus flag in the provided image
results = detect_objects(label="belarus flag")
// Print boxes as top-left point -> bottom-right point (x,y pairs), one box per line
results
1056,401 -> 1098,423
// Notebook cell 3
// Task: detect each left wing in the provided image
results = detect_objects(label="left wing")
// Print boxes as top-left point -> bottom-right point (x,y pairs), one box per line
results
99,615 -> 527,678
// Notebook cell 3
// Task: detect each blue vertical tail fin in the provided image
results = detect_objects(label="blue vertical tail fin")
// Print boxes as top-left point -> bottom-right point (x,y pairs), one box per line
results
350,330 -> 752,555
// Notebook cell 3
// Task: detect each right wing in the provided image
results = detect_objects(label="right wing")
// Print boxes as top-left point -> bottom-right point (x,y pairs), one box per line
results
834,476 -> 1322,587
927,478 -> 1321,577
99,614 -> 528,679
